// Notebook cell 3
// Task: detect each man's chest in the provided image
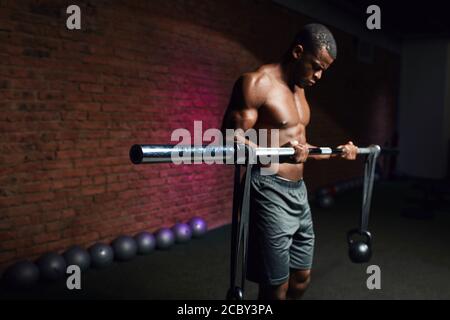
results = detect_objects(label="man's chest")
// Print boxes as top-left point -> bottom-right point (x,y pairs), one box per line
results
259,89 -> 310,128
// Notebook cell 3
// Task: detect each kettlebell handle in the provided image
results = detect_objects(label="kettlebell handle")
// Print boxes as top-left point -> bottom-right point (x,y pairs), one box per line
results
347,229 -> 372,246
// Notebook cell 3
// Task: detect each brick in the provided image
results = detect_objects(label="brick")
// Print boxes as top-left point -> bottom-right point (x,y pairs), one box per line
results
0,219 -> 13,230
61,208 -> 76,218
45,161 -> 74,170
38,91 -> 64,101
80,83 -> 104,93
16,245 -> 48,258
46,239 -> 72,253
68,73 -> 99,83
74,158 -> 98,168
60,111 -> 88,121
51,178 -> 81,190
97,157 -> 124,166
41,210 -> 64,223
16,224 -> 45,237
0,230 -> 17,241
24,192 -> 55,204
81,186 -> 106,196
33,232 -> 61,244
0,195 -> 24,207
16,213 -> 38,226
1,238 -> 33,251
72,102 -> 101,111
93,192 -> 118,203
106,182 -> 129,193
74,232 -> 100,245
93,176 -> 106,185
87,166 -> 112,176
66,92 -> 94,102
56,150 -> 83,160
45,221 -> 66,232
47,168 -> 87,179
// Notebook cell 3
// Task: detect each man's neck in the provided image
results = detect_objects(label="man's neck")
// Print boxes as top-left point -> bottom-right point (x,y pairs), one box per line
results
279,59 -> 299,92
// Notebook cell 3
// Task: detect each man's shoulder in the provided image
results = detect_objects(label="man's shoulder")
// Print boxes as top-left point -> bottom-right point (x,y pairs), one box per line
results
238,67 -> 274,94
229,68 -> 274,108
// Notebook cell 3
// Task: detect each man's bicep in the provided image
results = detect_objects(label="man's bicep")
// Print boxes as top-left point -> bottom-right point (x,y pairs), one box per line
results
228,107 -> 259,131
222,74 -> 263,131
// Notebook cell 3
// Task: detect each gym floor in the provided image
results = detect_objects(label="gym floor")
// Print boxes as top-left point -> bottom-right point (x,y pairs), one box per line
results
1,179 -> 450,300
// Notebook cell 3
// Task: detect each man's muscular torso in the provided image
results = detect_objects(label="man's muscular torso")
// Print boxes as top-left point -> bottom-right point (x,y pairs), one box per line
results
222,63 -> 311,181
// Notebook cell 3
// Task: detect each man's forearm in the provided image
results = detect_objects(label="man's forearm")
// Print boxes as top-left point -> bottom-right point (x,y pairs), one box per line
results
221,120 -> 260,149
232,132 -> 259,149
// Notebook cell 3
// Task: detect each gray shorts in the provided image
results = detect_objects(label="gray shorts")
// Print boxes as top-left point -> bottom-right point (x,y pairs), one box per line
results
246,169 -> 315,286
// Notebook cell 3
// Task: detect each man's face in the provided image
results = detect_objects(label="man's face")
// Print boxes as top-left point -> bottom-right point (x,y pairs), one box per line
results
293,46 -> 334,88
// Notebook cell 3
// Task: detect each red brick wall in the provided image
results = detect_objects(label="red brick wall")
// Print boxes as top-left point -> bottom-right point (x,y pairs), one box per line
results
0,0 -> 400,270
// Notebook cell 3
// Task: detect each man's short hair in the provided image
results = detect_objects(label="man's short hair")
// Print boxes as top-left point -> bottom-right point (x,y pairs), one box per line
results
293,23 -> 337,59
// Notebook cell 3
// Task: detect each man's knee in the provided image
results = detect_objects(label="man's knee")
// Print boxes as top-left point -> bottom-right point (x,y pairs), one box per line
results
288,269 -> 311,298
258,281 -> 289,300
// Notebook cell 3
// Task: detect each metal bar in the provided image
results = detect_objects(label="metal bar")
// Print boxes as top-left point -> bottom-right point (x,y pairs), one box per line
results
130,144 -> 381,164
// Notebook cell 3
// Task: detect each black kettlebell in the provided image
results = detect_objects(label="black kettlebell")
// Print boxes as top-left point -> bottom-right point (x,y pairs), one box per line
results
347,229 -> 372,263
226,286 -> 243,300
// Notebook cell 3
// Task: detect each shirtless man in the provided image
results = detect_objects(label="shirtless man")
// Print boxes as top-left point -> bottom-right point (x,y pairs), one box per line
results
221,24 -> 358,300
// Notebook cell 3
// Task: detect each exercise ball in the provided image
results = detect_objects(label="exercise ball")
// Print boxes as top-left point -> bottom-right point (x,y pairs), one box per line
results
88,243 -> 114,268
111,235 -> 137,261
188,217 -> 207,238
63,245 -> 91,271
36,252 -> 67,281
155,228 -> 175,250
334,182 -> 346,193
172,223 -> 192,243
134,231 -> 156,255
316,194 -> 334,209
2,260 -> 39,289
316,187 -> 330,197
349,179 -> 358,188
